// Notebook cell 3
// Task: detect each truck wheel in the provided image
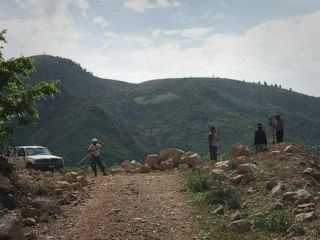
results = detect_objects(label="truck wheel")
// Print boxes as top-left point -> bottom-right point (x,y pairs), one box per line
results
26,163 -> 33,169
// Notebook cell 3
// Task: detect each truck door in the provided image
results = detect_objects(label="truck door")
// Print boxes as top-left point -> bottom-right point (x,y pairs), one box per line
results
15,148 -> 27,168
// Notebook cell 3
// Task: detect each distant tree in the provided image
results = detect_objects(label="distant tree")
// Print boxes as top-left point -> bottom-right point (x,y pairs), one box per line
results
289,88 -> 292,91
263,81 -> 267,86
0,30 -> 59,145
274,84 -> 278,88
258,81 -> 261,85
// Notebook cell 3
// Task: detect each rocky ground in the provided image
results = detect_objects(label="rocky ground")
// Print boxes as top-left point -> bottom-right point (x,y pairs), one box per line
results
2,143 -> 320,239
191,143 -> 320,239
33,172 -> 204,240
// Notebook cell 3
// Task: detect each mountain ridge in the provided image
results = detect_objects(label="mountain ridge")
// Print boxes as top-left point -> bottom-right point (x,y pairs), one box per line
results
13,55 -> 320,165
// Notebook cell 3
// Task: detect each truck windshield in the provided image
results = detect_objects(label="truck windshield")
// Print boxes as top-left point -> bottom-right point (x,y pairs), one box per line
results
26,148 -> 51,156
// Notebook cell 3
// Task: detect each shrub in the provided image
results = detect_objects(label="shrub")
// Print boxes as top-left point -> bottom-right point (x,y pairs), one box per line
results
228,158 -> 237,170
256,210 -> 291,234
186,170 -> 212,192
206,184 -> 242,209
290,224 -> 306,236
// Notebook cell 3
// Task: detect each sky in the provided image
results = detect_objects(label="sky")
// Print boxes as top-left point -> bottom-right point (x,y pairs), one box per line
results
0,0 -> 320,96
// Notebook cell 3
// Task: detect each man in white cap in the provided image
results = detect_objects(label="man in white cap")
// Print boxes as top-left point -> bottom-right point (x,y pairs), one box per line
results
88,138 -> 107,176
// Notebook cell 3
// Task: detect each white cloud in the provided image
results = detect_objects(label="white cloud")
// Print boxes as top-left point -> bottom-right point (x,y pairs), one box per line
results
14,0 -> 89,16
122,0 -> 180,12
2,1 -> 320,96
93,16 -> 110,28
152,27 -> 214,40
2,1 -> 86,58
83,11 -> 320,96
180,27 -> 214,39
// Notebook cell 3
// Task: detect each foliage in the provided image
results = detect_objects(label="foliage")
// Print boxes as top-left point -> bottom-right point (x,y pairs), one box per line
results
186,169 -> 212,192
0,30 -> 58,145
228,158 -> 237,170
206,184 -> 242,209
256,210 -> 291,234
12,55 -> 320,165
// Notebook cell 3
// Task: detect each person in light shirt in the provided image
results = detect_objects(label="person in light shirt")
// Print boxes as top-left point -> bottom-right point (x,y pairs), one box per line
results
88,138 -> 107,177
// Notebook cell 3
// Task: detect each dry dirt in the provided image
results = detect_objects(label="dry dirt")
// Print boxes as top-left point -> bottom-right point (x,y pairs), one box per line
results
35,171 -> 204,240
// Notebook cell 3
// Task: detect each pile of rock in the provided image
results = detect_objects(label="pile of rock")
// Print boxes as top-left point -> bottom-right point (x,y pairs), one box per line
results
118,148 -> 202,174
211,144 -> 255,186
144,148 -> 202,172
0,169 -> 91,239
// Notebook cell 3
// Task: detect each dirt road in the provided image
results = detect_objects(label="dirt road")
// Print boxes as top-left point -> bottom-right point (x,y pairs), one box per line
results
37,172 -> 204,240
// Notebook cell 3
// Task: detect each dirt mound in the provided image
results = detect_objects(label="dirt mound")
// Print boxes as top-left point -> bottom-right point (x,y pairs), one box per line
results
0,169 -> 92,239
197,143 -> 320,239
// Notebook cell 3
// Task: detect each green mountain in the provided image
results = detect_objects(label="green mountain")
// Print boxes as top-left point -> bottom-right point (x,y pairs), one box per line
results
13,55 -> 320,165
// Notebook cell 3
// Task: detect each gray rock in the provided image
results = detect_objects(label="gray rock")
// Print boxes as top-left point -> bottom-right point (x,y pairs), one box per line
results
23,218 -> 36,226
32,198 -> 61,215
229,219 -> 252,232
0,214 -> 25,240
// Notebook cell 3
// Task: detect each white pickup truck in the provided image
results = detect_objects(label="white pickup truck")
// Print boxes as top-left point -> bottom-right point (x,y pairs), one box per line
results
3,146 -> 64,171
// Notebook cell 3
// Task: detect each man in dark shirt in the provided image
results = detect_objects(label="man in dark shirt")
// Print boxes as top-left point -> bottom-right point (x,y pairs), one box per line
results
275,114 -> 284,143
208,127 -> 220,161
254,123 -> 267,154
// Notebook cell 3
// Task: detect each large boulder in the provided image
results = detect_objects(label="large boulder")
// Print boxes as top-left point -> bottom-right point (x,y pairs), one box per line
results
159,159 -> 174,171
229,219 -> 251,232
21,208 -> 41,220
213,161 -> 229,171
230,144 -> 252,159
0,172 -> 12,194
160,148 -> 185,167
63,172 -> 78,184
235,156 -> 251,166
22,218 -> 36,226
56,181 -> 71,191
144,155 -> 160,170
295,211 -> 316,222
139,164 -> 152,173
0,215 -> 26,240
121,160 -> 142,173
283,189 -> 312,205
178,164 -> 189,171
76,175 -> 89,186
32,197 -> 61,215
180,153 -> 202,168
236,164 -> 257,175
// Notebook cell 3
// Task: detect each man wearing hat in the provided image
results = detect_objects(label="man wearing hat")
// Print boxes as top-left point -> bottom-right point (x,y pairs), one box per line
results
208,127 -> 220,161
88,138 -> 107,176
275,114 -> 284,143
254,123 -> 268,154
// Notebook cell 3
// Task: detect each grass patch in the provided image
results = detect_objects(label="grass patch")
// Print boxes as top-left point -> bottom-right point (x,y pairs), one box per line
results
186,169 -> 212,193
206,184 -> 242,209
256,210 -> 291,234
228,158 -> 237,170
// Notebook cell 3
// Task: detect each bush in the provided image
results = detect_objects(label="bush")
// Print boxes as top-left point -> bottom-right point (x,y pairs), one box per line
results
228,158 -> 237,170
186,170 -> 212,192
290,224 -> 306,237
206,184 -> 242,209
256,210 -> 291,234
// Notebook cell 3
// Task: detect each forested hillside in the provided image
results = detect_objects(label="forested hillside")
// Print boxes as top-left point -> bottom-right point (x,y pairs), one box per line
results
13,55 -> 320,165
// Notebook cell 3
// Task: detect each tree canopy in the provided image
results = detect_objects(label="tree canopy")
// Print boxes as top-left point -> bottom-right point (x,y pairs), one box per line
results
0,30 -> 59,146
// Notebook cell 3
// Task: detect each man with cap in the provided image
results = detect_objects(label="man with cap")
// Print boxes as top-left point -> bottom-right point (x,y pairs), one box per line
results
254,123 -> 268,154
275,114 -> 284,143
88,138 -> 107,177
208,127 -> 220,161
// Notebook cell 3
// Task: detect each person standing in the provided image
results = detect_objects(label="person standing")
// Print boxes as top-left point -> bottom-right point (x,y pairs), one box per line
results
254,123 -> 268,154
275,114 -> 284,143
268,116 -> 277,144
208,127 -> 220,161
88,138 -> 107,177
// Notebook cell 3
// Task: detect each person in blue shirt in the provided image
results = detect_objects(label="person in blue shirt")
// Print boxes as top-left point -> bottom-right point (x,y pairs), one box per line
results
254,123 -> 268,154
